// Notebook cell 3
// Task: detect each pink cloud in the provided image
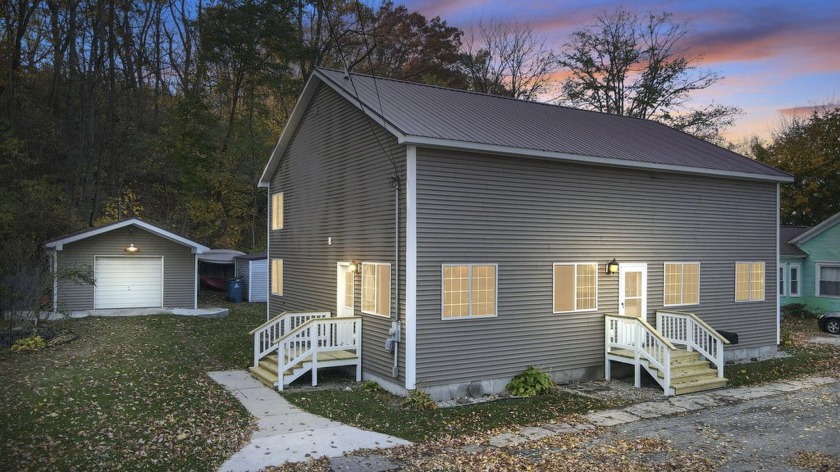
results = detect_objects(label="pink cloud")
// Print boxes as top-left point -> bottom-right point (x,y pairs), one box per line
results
778,103 -> 840,118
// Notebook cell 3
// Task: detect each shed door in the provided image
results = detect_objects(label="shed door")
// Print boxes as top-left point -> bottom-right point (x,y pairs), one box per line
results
249,259 -> 268,302
95,257 -> 163,309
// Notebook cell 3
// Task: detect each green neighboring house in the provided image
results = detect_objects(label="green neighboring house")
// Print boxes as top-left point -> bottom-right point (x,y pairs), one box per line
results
780,212 -> 840,313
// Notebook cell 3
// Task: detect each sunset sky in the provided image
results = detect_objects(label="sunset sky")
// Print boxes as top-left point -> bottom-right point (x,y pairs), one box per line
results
400,0 -> 840,142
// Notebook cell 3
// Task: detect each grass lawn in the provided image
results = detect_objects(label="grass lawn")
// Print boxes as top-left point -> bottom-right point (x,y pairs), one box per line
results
2,303 -> 836,471
284,388 -> 607,443
725,315 -> 839,387
0,298 -> 265,471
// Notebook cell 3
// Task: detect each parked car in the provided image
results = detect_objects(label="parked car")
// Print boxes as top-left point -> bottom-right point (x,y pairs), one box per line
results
818,312 -> 840,335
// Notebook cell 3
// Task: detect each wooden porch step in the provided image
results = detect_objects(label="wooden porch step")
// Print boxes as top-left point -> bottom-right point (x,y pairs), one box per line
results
672,376 -> 728,395
249,365 -> 278,388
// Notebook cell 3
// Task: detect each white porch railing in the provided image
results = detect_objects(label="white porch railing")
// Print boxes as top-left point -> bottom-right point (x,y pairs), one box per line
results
605,313 -> 677,394
656,310 -> 730,377
249,311 -> 330,368
274,316 -> 362,390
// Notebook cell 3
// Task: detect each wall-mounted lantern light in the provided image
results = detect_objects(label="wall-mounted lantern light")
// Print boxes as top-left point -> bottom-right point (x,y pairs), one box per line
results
124,243 -> 141,254
348,260 -> 360,274
606,258 -> 619,275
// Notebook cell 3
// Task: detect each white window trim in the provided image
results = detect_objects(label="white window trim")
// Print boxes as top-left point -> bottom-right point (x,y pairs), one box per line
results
552,262 -> 599,314
735,261 -> 765,302
271,192 -> 284,230
778,264 -> 786,297
815,262 -> 840,298
663,262 -> 701,307
270,258 -> 283,296
361,262 -> 391,317
788,263 -> 801,297
440,263 -> 499,320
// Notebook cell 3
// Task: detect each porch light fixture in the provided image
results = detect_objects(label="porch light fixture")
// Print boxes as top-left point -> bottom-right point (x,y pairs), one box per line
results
348,260 -> 360,274
124,243 -> 140,254
606,258 -> 619,275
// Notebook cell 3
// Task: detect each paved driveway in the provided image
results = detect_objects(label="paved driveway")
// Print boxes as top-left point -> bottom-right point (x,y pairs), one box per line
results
601,381 -> 839,471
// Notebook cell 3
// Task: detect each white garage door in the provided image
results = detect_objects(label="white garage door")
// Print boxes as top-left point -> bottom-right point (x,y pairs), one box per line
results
95,257 -> 163,309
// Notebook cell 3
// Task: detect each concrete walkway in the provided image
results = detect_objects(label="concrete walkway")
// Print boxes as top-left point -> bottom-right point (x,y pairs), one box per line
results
47,306 -> 229,320
209,371 -> 410,472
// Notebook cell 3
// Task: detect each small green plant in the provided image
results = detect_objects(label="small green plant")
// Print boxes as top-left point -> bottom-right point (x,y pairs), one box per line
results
402,389 -> 437,410
10,335 -> 46,352
360,380 -> 382,392
506,366 -> 553,397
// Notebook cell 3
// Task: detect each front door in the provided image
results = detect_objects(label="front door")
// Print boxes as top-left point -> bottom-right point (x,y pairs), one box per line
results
336,263 -> 355,317
619,263 -> 647,318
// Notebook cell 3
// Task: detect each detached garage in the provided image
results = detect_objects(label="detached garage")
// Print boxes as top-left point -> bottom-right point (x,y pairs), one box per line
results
45,219 -> 209,311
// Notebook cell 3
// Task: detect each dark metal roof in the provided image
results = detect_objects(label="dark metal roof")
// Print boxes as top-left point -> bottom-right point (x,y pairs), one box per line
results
315,68 -> 792,182
780,226 -> 810,257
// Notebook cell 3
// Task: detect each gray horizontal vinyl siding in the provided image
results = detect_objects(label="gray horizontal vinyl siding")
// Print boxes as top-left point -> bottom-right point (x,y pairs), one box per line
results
269,83 -> 407,383
56,226 -> 196,311
415,149 -> 778,386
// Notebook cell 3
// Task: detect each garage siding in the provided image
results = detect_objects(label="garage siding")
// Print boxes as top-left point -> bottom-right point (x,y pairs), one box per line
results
56,226 -> 196,311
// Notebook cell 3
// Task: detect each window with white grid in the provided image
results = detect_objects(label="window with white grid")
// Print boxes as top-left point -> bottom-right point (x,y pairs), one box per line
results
553,263 -> 597,313
361,262 -> 390,317
271,259 -> 283,296
442,264 -> 497,319
664,262 -> 700,306
735,261 -> 764,302
271,192 -> 283,230
817,264 -> 840,297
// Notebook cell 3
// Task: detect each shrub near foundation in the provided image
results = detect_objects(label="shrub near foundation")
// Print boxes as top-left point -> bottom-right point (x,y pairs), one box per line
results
506,366 -> 553,397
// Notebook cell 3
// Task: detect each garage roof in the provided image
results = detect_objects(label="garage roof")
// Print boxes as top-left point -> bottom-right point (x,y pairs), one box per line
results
45,218 -> 209,253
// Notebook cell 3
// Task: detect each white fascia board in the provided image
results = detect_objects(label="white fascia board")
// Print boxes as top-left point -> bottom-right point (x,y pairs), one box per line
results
45,218 -> 209,253
405,145 -> 417,390
399,136 -> 795,184
790,211 -> 840,245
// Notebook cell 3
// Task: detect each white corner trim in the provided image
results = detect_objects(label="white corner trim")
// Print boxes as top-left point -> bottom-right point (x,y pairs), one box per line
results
405,145 -> 417,390
776,184 -> 781,345
194,255 -> 199,309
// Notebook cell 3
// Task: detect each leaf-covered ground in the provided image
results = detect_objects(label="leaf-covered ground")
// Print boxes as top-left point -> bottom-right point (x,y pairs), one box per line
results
0,301 -> 265,471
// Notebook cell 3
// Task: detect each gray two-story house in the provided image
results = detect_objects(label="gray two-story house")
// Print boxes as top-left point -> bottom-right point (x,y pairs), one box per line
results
253,68 -> 792,399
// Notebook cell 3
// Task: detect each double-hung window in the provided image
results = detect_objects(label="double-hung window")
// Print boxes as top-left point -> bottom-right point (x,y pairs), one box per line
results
271,258 -> 283,296
735,261 -> 765,302
362,263 -> 391,317
271,192 -> 284,230
664,262 -> 700,306
778,265 -> 786,296
442,264 -> 497,319
817,264 -> 840,297
553,263 -> 597,313
789,264 -> 800,297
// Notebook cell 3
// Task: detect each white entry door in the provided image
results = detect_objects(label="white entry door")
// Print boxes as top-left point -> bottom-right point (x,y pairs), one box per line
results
619,263 -> 647,318
336,263 -> 355,317
336,263 -> 356,346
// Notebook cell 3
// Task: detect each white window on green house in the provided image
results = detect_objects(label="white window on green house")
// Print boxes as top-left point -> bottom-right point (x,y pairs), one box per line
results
817,264 -> 840,297
442,264 -> 497,319
271,192 -> 284,230
271,258 -> 283,295
553,263 -> 597,313
362,263 -> 391,317
778,265 -> 786,296
735,261 -> 764,302
664,262 -> 700,306
789,264 -> 800,297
